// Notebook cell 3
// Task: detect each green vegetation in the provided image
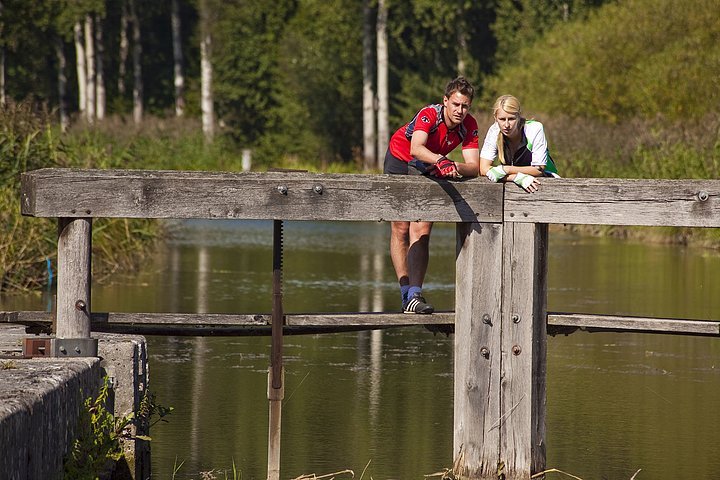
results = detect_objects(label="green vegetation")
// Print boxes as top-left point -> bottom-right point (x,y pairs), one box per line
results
63,377 -> 173,480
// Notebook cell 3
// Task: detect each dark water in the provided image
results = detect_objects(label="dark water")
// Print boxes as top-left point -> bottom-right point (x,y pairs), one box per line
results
3,220 -> 719,479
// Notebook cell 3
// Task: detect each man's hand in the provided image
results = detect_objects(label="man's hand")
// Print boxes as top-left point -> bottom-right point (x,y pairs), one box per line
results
513,172 -> 540,193
434,157 -> 461,178
485,165 -> 507,182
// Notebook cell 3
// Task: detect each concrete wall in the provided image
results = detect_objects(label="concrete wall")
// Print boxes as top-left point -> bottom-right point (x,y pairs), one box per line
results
0,326 -> 149,480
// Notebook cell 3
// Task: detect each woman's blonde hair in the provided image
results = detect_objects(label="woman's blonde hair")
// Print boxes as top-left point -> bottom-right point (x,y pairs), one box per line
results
492,95 -> 524,165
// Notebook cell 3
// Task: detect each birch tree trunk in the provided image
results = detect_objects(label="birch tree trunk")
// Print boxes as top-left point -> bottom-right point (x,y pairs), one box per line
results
118,0 -> 128,96
362,0 -> 376,171
0,1 -> 4,107
129,0 -> 143,124
171,0 -> 185,117
376,0 -> 389,165
200,0 -> 214,141
74,21 -> 87,117
95,13 -> 105,120
55,37 -> 69,131
84,15 -> 96,123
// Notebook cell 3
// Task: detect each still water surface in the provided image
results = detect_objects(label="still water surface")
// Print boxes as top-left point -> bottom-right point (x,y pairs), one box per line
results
4,220 -> 720,479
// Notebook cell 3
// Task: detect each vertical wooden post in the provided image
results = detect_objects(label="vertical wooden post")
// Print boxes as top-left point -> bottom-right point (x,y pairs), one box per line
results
56,217 -> 92,339
499,222 -> 548,478
454,222 -> 503,478
453,221 -> 547,479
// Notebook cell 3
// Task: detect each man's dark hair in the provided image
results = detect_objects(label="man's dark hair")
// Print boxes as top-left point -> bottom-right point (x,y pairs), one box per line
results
444,76 -> 475,102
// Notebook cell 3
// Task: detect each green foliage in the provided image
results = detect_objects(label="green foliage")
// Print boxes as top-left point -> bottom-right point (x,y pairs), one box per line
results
64,377 -> 173,480
484,0 -> 720,122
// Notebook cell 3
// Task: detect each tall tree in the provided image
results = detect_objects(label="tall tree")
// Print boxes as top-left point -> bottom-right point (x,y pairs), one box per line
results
55,36 -> 68,130
118,0 -> 129,97
171,0 -> 185,117
376,0 -> 388,163
362,0 -> 376,170
94,12 -> 105,120
199,0 -> 214,141
129,0 -> 142,123
84,14 -> 96,122
73,20 -> 87,117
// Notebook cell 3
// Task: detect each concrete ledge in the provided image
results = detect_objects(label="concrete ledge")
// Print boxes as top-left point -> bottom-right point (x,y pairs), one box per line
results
0,325 -> 149,480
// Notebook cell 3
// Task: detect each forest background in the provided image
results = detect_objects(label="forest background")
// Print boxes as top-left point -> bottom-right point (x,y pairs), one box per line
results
1,0 -> 718,293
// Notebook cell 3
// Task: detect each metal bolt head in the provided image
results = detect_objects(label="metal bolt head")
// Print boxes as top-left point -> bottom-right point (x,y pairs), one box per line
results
75,300 -> 86,311
698,191 -> 709,202
482,314 -> 492,326
313,184 -> 324,194
277,185 -> 288,195
512,314 -> 521,324
480,347 -> 490,359
512,345 -> 522,356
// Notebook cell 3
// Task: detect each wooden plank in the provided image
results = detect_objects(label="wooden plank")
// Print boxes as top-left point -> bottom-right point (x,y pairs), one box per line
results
548,313 -> 720,336
20,168 -> 503,223
453,222 -> 503,478
56,218 -> 92,338
500,222 -> 547,478
505,178 -> 720,227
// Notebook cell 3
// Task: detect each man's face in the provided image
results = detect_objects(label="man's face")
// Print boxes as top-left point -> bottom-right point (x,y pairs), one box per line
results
443,91 -> 472,127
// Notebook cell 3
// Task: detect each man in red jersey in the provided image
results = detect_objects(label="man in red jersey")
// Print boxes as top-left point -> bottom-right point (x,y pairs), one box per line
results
384,76 -> 480,314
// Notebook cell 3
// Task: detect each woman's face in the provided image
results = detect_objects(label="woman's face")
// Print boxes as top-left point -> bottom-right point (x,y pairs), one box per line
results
495,108 -> 520,138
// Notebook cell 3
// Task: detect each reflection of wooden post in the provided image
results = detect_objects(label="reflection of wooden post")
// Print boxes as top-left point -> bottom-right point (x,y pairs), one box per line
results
453,221 -> 547,479
56,217 -> 92,338
267,220 -> 284,480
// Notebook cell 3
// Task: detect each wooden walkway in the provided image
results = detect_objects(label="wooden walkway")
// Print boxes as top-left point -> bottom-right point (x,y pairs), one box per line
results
13,168 -> 720,480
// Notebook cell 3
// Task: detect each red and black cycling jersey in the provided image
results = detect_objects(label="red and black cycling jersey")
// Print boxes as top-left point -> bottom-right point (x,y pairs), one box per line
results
388,104 -> 479,162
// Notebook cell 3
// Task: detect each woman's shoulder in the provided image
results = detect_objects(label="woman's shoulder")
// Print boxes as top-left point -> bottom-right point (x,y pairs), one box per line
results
523,119 -> 546,135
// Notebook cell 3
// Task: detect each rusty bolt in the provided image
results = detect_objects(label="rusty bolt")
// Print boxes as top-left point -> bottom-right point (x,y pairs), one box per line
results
512,345 -> 522,356
75,300 -> 87,311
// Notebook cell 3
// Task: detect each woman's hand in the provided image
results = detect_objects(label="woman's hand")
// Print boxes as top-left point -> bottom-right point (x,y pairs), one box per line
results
513,172 -> 540,193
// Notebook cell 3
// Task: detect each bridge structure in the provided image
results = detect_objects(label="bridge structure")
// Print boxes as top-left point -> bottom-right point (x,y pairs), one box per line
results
11,168 -> 720,479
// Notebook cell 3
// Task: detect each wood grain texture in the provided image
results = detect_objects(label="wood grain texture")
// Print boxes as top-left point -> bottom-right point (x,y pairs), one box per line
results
548,313 -> 720,336
56,218 -> 92,338
505,178 -> 720,227
500,222 -> 548,478
453,222 -> 503,478
20,168 -> 503,223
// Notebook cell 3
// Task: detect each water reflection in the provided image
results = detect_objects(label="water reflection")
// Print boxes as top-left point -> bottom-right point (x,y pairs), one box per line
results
2,221 -> 720,479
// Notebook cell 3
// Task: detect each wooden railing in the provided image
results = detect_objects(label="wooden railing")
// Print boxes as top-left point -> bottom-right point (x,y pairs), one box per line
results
14,168 -> 720,480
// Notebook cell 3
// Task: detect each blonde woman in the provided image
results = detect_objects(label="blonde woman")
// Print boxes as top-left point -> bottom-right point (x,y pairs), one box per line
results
480,95 -> 559,193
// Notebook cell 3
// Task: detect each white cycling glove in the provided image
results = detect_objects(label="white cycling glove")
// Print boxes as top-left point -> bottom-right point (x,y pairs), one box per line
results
513,172 -> 536,190
485,165 -> 507,182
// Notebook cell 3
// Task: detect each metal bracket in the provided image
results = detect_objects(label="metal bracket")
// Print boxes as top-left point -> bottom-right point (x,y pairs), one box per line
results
52,338 -> 99,357
23,338 -> 52,358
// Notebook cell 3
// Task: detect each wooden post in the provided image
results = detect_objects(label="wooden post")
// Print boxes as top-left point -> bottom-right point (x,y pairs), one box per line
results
56,217 -> 92,339
453,221 -> 547,479
499,222 -> 547,478
454,222 -> 503,478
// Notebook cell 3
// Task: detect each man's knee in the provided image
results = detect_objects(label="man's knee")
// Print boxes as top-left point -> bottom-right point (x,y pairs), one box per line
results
391,221 -> 410,238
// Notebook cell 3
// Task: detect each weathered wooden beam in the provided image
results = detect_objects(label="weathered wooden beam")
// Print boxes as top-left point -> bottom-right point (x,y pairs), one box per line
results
56,217 -> 92,339
499,222 -> 548,479
20,168 -> 503,223
547,313 -> 720,336
453,222 -> 503,478
505,178 -> 720,227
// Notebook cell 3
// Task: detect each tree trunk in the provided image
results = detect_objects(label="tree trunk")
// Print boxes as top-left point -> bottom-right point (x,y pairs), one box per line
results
84,15 -> 96,123
118,0 -> 128,96
73,21 -> 87,116
55,37 -> 69,131
200,0 -> 214,141
0,1 -> 4,107
95,13 -> 106,120
129,0 -> 143,123
375,0 -> 389,166
362,0 -> 376,171
171,0 -> 185,117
